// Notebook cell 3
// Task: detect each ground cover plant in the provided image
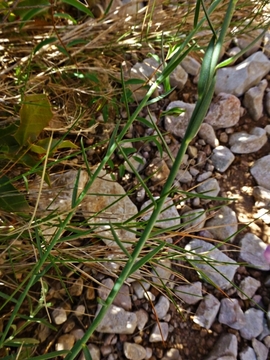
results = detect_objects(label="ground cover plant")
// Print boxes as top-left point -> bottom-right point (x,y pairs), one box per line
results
0,0 -> 270,359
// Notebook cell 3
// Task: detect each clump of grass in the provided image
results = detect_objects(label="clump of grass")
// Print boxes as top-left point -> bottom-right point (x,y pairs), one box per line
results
0,0 -> 269,359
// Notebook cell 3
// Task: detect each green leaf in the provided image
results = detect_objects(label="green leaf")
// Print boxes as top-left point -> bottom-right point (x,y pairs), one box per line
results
161,107 -> 185,116
54,12 -> 77,24
125,78 -> 146,85
0,176 -> 29,213
34,37 -> 57,54
30,138 -> 78,154
15,94 -> 53,146
61,0 -> 94,17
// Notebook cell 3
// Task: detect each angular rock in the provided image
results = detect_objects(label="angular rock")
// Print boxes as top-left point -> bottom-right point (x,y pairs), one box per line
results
205,333 -> 237,360
132,280 -> 151,299
69,278 -> 84,297
163,348 -> 181,360
198,123 -> 219,147
95,304 -> 137,334
250,155 -> 270,190
145,158 -> 170,184
218,298 -> 245,330
154,295 -> 170,319
185,239 -> 238,289
149,322 -> 169,342
239,347 -> 256,360
174,281 -> 203,305
151,259 -> 172,286
135,309 -> 149,331
141,197 -> 180,229
215,52 -> 270,96
81,170 -> 137,248
98,278 -> 132,311
211,146 -> 235,172
197,171 -> 212,182
196,178 -> 220,203
205,93 -> 241,129
79,344 -> 100,360
28,170 -> 88,238
129,60 -> 159,101
243,79 -> 268,120
55,334 -> 75,352
235,29 -> 264,57
237,276 -> 261,300
240,233 -> 270,271
52,307 -> 67,325
263,30 -> 270,58
176,169 -> 193,184
240,308 -> 264,340
266,91 -> 270,116
193,294 -> 220,329
123,342 -> 146,360
253,186 -> 270,208
164,101 -> 195,138
206,206 -> 238,242
169,65 -> 188,90
252,338 -> 269,360
181,55 -> 201,76
124,153 -> 146,173
183,208 -> 206,231
229,127 -> 267,154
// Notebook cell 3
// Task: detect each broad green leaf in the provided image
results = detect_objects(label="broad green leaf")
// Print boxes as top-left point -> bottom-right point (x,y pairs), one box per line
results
54,12 -> 77,24
34,37 -> 57,54
30,138 -> 78,154
0,176 -> 29,212
61,0 -> 94,17
15,94 -> 53,146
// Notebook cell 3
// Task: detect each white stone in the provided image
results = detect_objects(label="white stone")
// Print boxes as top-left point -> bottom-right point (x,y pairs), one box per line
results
193,294 -> 220,329
132,280 -> 151,299
149,322 -> 169,342
263,30 -> 270,58
205,334 -> 237,360
237,276 -> 261,300
98,278 -> 132,311
123,342 -> 147,360
235,29 -> 264,57
240,233 -> 270,271
124,153 -> 146,173
243,80 -> 268,120
169,65 -> 188,90
164,101 -> 195,138
183,209 -> 206,231
135,309 -> 149,331
198,123 -> 219,147
215,52 -> 270,96
145,158 -> 170,184
81,170 -> 137,248
196,178 -> 220,203
174,281 -> 203,304
151,259 -> 172,286
95,304 -> 137,334
141,197 -> 180,229
204,93 -> 241,129
185,239 -> 238,289
218,298 -> 245,330
176,169 -> 192,183
79,344 -> 100,360
52,307 -> 67,325
239,346 -> 256,360
252,338 -> 269,360
211,146 -> 235,172
240,308 -> 264,340
55,334 -> 75,352
206,206 -> 238,242
229,127 -> 267,154
154,295 -> 170,319
181,55 -> 201,76
251,155 -> 270,190
197,171 -> 212,182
